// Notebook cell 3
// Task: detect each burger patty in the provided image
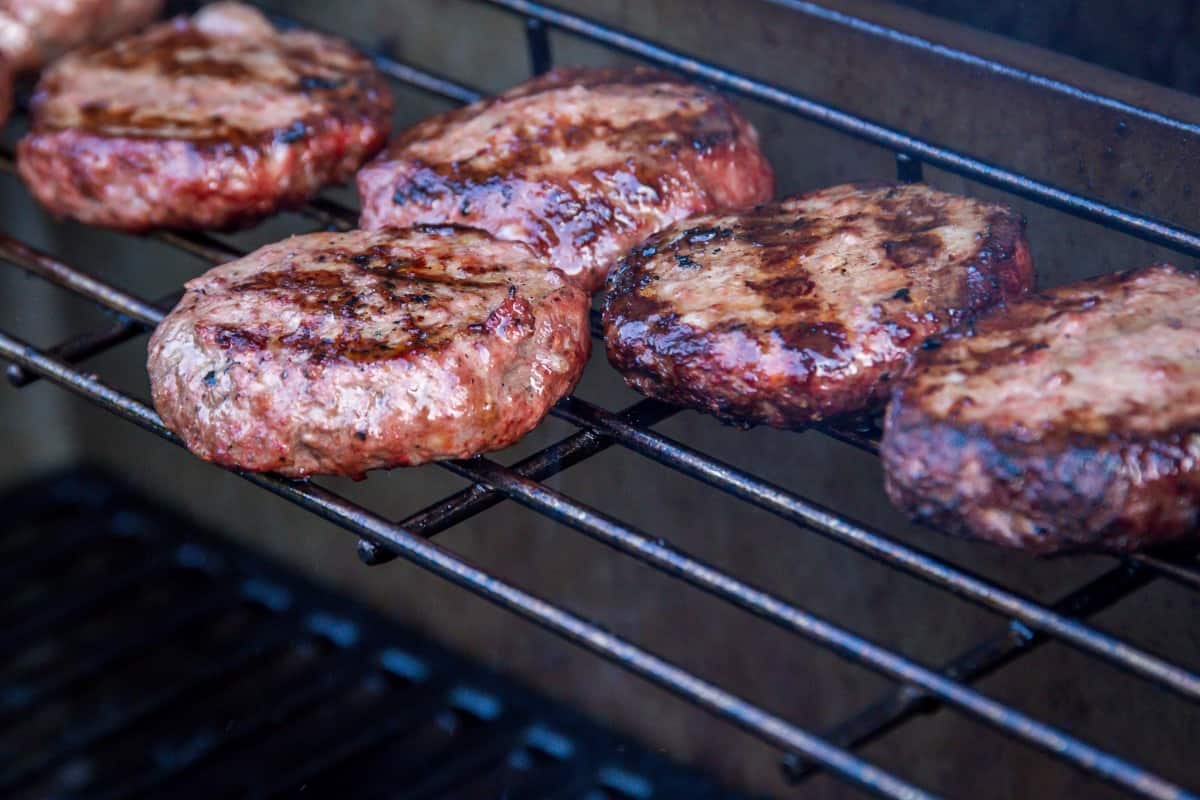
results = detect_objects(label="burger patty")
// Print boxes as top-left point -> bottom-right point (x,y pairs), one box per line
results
883,264 -> 1200,555
603,182 -> 1034,428
357,65 -> 775,292
0,0 -> 163,73
148,226 -> 591,478
17,2 -> 392,231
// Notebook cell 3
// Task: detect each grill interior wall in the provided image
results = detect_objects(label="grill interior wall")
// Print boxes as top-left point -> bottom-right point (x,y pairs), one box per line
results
1,0 -> 1199,796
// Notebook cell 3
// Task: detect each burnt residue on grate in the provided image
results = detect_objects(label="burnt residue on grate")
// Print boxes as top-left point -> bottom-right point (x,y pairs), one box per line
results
0,468 -> 741,800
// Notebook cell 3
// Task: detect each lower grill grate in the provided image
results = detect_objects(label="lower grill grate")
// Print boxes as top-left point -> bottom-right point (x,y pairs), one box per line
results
0,468 -> 741,800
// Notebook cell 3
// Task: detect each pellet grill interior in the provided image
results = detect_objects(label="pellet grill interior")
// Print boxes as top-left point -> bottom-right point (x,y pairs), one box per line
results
1,1 -> 1200,798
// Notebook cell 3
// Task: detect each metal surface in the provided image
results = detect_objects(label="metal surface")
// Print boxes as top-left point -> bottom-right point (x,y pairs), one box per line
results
0,1 -> 1198,797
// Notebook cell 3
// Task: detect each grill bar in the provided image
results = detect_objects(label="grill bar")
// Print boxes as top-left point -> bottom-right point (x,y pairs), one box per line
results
268,13 -> 484,105
358,397 -> 678,566
6,286 -> 181,388
478,0 -> 1200,258
8,316 -> 142,387
154,229 -> 245,263
766,0 -> 1200,139
782,561 -> 1155,782
0,331 -> 932,800
552,397 -> 1200,704
525,17 -> 553,76
0,236 -> 163,326
1129,553 -> 1200,592
443,456 -> 1190,800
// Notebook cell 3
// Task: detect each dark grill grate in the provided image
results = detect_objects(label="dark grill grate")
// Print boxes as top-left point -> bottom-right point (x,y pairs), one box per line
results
1,2 -> 1199,798
0,469 -> 743,800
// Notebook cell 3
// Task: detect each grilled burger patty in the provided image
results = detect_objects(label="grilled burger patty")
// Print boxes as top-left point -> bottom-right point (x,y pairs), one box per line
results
17,2 -> 392,231
0,0 -> 163,72
358,66 -> 775,292
883,264 -> 1200,554
603,182 -> 1034,428
148,226 -> 590,478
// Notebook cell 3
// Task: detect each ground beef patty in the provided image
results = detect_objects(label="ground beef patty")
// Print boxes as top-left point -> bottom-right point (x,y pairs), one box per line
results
603,182 -> 1034,428
0,0 -> 163,73
883,264 -> 1200,555
357,65 -> 775,292
147,226 -> 591,478
17,2 -> 392,231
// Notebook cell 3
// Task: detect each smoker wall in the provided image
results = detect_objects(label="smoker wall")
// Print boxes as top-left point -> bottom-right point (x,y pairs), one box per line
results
2,1 -> 1199,796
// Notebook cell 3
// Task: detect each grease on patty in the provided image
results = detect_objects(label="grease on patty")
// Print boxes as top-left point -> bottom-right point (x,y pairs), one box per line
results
603,182 -> 1034,428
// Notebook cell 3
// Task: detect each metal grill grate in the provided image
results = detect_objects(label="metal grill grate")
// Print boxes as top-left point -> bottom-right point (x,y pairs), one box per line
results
0,468 -> 743,800
1,2 -> 1199,798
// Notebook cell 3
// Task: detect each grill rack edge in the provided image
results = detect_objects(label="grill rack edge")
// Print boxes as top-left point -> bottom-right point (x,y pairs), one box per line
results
2,2 -> 1200,798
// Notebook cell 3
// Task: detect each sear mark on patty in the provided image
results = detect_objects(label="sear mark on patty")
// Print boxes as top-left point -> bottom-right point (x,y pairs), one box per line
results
16,2 -> 393,231
603,181 -> 1035,429
147,225 -> 591,478
357,65 -> 775,292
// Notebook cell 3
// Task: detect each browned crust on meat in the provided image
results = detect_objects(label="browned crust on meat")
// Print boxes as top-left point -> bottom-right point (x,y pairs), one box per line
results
603,182 -> 1034,428
882,265 -> 1200,554
15,8 -> 392,231
358,65 -> 775,292
147,226 -> 591,478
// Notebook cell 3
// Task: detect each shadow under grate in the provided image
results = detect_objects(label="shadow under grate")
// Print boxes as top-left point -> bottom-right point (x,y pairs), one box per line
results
0,467 -> 744,800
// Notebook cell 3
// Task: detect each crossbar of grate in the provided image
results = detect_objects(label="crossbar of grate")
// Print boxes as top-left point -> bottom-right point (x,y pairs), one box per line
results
550,397 -> 1200,702
357,395 -> 679,565
0,242 -> 1195,800
0,329 -> 931,800
783,560 -> 1154,782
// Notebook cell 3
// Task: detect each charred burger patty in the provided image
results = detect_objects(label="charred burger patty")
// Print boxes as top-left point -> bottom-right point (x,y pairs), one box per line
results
358,65 -> 775,292
883,264 -> 1200,554
17,1 -> 392,231
603,182 -> 1034,428
147,226 -> 591,478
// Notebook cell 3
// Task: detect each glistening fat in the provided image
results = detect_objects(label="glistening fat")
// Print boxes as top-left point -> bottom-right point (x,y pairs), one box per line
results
357,65 -> 775,292
603,182 -> 1035,428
